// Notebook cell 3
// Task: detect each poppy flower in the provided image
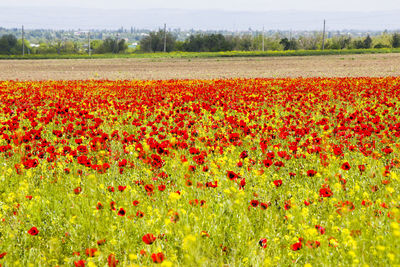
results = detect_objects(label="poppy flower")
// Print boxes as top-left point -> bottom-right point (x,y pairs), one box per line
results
74,260 -> 86,267
307,170 -> 317,177
97,239 -> 106,245
358,164 -> 366,173
85,248 -> 98,257
239,178 -> 246,189
263,159 -> 273,168
291,241 -> 302,251
273,179 -> 283,188
0,252 -> 7,259
28,227 -> 39,236
151,252 -> 165,263
158,184 -> 166,191
96,202 -> 104,210
319,187 -> 333,198
144,184 -> 154,193
118,159 -> 127,167
132,200 -> 140,206
306,240 -> 321,249
341,162 -> 351,170
107,253 -> 119,267
118,185 -> 126,192
315,225 -> 326,235
74,187 -> 82,195
201,231 -> 210,238
142,233 -> 156,245
240,150 -> 248,159
259,238 -> 267,248
117,208 -> 126,216
227,171 -> 239,180
250,200 -> 259,207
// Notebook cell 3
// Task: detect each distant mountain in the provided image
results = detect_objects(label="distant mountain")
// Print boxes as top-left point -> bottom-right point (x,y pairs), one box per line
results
1,6 -> 399,31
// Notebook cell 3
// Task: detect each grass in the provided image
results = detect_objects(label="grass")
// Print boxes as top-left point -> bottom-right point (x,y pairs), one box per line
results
1,48 -> 400,60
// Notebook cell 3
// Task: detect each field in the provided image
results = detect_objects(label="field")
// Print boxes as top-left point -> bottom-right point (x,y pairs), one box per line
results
1,53 -> 400,80
0,77 -> 399,266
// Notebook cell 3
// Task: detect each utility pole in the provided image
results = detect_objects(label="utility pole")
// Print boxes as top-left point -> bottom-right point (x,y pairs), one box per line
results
22,25 -> 25,56
88,31 -> 91,56
113,33 -> 120,54
322,19 -> 326,50
262,26 -> 265,52
163,23 -> 167,52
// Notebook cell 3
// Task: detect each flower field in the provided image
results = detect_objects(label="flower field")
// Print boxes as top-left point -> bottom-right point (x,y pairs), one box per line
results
0,77 -> 399,266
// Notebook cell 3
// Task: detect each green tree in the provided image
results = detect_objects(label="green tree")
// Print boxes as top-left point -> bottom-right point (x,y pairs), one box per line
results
139,30 -> 176,52
183,34 -> 233,52
363,35 -> 372,49
0,34 -> 17,54
279,37 -> 298,50
392,33 -> 400,48
95,38 -> 128,53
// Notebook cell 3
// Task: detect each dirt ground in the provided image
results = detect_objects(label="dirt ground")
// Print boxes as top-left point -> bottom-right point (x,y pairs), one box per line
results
1,53 -> 400,80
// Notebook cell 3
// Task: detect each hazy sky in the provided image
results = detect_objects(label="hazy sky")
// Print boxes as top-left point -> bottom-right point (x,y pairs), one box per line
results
2,0 -> 399,12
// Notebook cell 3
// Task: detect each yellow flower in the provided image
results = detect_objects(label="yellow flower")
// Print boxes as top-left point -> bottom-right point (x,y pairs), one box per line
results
182,234 -> 196,250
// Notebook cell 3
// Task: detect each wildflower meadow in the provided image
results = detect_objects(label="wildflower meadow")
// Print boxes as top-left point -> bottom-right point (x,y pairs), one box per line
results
0,78 -> 399,266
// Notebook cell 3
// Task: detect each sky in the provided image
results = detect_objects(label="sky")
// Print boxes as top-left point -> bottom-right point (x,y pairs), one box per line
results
1,0 -> 399,12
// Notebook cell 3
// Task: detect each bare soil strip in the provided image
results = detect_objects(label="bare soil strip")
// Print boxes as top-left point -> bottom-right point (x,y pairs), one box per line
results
1,53 -> 399,80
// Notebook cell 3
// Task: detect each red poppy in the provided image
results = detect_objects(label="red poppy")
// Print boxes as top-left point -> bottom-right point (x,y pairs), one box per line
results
240,150 -> 248,159
142,233 -> 156,245
0,252 -> 7,259
144,184 -> 154,193
341,162 -> 351,170
97,239 -> 106,245
258,238 -> 267,248
85,248 -> 98,257
239,178 -> 246,189
158,184 -> 166,191
315,225 -> 326,235
306,240 -> 321,249
28,227 -> 39,236
74,260 -> 86,267
358,164 -> 366,172
250,200 -> 259,207
307,170 -> 317,177
74,187 -> 82,195
263,159 -> 273,168
132,200 -> 140,206
273,179 -> 283,188
117,208 -> 126,216
151,252 -> 165,263
107,186 -> 115,192
291,241 -> 302,251
227,171 -> 239,180
96,202 -> 104,210
118,185 -> 126,192
319,186 -> 333,197
107,253 -> 119,267
118,159 -> 127,167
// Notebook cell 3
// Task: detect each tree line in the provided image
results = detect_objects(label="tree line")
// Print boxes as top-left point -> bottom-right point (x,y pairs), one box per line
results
139,31 -> 400,52
0,34 -> 128,55
1,31 -> 400,55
